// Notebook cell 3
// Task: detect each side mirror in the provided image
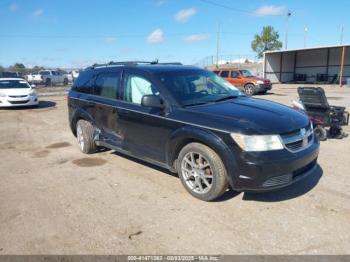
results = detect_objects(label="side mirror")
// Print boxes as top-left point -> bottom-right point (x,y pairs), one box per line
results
141,95 -> 164,109
31,84 -> 36,88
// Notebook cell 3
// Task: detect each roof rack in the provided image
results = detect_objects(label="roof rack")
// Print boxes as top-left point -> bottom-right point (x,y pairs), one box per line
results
86,60 -> 182,70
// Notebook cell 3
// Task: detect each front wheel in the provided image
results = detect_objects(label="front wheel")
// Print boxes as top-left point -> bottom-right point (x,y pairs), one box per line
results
177,143 -> 228,201
244,84 -> 256,96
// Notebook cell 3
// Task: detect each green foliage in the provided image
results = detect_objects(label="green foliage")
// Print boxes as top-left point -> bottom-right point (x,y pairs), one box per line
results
251,26 -> 283,59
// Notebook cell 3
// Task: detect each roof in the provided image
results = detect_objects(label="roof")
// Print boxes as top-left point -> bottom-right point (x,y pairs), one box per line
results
88,63 -> 201,73
264,44 -> 350,54
0,77 -> 27,81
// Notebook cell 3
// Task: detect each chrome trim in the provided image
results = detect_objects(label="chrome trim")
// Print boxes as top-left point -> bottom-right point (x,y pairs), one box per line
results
281,127 -> 314,153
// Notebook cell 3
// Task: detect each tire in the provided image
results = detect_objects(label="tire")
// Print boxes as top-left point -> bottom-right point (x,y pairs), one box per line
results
63,78 -> 68,86
45,78 -> 51,87
259,90 -> 267,95
176,142 -> 228,201
314,125 -> 327,141
76,119 -> 97,154
244,84 -> 255,96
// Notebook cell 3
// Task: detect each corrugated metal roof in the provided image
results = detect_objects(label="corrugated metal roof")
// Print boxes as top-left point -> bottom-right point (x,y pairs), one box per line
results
264,44 -> 350,54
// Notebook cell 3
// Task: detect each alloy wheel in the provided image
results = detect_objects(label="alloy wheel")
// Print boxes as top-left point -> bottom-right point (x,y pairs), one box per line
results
77,124 -> 85,151
181,152 -> 213,194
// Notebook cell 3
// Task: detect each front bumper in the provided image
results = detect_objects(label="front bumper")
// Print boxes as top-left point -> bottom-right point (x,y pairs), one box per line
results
256,83 -> 272,92
228,140 -> 320,192
0,95 -> 39,107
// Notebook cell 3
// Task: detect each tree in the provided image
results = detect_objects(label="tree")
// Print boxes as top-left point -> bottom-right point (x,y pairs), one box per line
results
251,26 -> 282,59
9,63 -> 26,74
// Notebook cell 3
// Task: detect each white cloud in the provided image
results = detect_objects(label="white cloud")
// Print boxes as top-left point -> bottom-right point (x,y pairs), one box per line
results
32,9 -> 44,17
254,5 -> 287,16
155,0 -> 167,6
185,34 -> 210,43
174,8 -> 197,23
147,28 -> 164,44
103,37 -> 116,44
9,3 -> 18,12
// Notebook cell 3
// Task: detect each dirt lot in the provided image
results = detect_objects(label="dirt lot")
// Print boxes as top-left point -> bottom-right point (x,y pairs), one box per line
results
0,84 -> 349,254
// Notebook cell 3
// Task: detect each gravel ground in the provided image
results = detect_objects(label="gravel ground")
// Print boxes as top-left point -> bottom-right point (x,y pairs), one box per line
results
0,84 -> 349,254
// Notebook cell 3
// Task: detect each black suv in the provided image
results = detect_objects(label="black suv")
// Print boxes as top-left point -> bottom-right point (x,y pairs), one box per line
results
68,61 -> 320,201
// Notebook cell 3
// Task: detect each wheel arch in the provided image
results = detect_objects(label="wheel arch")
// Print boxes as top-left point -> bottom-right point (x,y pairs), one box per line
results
166,126 -> 237,177
70,109 -> 95,137
244,82 -> 256,87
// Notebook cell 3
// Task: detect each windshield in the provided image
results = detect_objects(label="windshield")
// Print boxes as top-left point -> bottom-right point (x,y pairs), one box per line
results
158,69 -> 243,106
0,80 -> 30,89
239,70 -> 254,78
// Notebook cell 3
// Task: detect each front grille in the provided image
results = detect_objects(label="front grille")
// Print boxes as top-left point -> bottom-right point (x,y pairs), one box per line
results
280,124 -> 313,152
285,140 -> 303,151
9,95 -> 27,98
9,100 -> 29,105
262,174 -> 292,187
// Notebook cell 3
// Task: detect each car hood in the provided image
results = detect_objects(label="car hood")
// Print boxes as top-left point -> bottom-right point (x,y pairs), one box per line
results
0,88 -> 32,96
186,97 -> 309,134
250,76 -> 270,82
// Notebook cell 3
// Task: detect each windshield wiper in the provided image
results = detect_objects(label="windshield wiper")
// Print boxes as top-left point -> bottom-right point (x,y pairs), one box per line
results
214,95 -> 239,102
183,101 -> 210,107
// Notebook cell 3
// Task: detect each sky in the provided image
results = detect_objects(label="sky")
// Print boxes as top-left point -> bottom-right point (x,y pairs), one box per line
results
0,0 -> 349,68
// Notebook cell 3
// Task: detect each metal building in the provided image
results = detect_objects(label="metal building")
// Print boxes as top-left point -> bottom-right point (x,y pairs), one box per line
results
263,45 -> 349,85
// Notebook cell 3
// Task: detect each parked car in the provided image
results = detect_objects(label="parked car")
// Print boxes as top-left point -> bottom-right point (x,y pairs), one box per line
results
68,62 -> 319,201
0,71 -> 22,78
27,70 -> 69,86
71,70 -> 80,80
213,68 -> 272,96
0,78 -> 38,107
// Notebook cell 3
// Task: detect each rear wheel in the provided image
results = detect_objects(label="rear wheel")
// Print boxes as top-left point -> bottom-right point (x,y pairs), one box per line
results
76,120 -> 97,154
244,84 -> 255,96
45,78 -> 51,87
177,143 -> 228,201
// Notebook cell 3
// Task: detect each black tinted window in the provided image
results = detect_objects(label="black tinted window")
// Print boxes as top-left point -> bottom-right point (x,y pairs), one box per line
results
220,71 -> 229,78
231,71 -> 239,78
94,72 -> 120,99
40,71 -> 50,76
73,71 -> 94,94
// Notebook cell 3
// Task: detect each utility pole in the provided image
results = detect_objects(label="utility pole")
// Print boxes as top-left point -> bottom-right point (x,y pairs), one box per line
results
216,23 -> 220,68
340,25 -> 344,45
304,26 -> 308,48
285,10 -> 292,50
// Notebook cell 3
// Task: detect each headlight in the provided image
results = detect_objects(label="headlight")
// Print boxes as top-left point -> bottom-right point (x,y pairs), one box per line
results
256,80 -> 264,84
0,92 -> 6,97
231,133 -> 284,151
29,90 -> 37,96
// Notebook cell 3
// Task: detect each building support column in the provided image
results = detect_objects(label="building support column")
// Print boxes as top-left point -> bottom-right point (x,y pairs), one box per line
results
340,46 -> 346,87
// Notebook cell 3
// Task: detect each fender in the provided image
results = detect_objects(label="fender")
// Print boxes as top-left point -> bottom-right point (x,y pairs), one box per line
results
165,126 -> 239,188
69,108 -> 95,136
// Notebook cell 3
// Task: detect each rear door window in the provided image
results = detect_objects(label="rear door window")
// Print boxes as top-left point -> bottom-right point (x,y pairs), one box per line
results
94,72 -> 120,99
231,71 -> 240,78
220,71 -> 229,78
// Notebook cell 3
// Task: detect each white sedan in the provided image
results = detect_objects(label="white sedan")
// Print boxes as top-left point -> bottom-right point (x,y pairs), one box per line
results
0,78 -> 39,107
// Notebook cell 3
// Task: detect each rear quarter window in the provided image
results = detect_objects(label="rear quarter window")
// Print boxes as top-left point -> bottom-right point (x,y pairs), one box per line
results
72,71 -> 94,94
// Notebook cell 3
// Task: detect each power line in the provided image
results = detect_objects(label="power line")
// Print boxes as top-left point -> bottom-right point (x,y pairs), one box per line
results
198,0 -> 253,15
